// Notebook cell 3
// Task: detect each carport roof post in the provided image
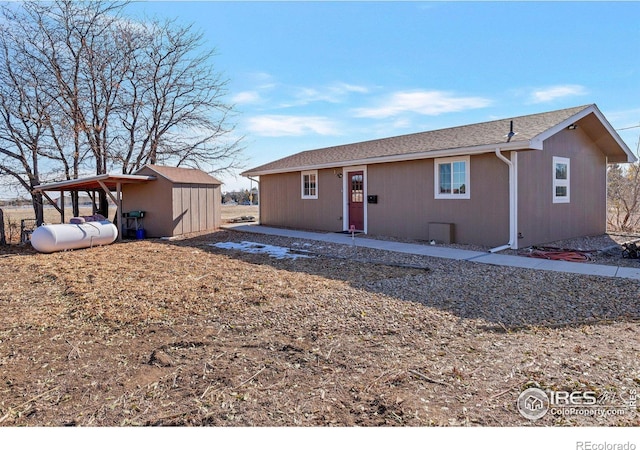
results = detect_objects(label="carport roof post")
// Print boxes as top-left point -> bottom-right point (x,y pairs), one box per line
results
32,174 -> 156,241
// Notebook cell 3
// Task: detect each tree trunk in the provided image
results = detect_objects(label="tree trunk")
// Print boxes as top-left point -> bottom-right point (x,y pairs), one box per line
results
98,192 -> 109,218
0,208 -> 6,245
71,191 -> 79,218
32,191 -> 44,226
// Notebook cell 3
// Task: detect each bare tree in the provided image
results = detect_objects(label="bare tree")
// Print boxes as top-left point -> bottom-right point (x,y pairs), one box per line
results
21,1 -> 127,216
0,24 -> 52,225
0,0 -> 243,223
0,1 -> 126,217
608,161 -> 640,232
114,18 -> 242,175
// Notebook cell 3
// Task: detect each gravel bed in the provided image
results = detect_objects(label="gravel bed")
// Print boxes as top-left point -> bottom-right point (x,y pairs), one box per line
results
213,230 -> 640,330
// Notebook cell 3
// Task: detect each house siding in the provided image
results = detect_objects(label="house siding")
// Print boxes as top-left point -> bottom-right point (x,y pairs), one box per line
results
517,127 -> 606,247
123,166 -> 220,238
259,155 -> 510,246
122,176 -> 174,238
260,169 -> 344,231
172,184 -> 220,236
367,154 -> 510,246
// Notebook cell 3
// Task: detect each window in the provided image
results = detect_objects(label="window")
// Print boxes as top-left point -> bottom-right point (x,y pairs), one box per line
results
434,156 -> 470,199
553,157 -> 570,203
301,170 -> 318,199
350,173 -> 363,203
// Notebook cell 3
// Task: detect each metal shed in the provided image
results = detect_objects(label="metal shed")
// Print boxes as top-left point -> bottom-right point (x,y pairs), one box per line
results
122,165 -> 222,238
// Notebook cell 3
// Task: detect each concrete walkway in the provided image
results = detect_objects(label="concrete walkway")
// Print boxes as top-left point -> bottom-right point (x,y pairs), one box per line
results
221,223 -> 640,281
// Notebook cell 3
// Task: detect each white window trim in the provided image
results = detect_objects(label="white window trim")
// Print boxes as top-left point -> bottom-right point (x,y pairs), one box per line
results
434,155 -> 470,200
301,170 -> 318,199
552,156 -> 570,204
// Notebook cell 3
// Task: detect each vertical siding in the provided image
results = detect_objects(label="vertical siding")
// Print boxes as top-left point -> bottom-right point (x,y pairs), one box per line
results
122,177 -> 174,238
260,168 -> 344,231
517,127 -> 607,247
172,186 -> 183,236
213,185 -> 221,229
123,168 -> 221,237
367,154 -> 509,246
171,184 -> 219,235
182,186 -> 192,232
259,156 -> 509,246
198,185 -> 213,231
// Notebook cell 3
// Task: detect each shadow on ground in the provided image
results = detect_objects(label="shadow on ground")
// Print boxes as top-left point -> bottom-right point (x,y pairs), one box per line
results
163,229 -> 640,330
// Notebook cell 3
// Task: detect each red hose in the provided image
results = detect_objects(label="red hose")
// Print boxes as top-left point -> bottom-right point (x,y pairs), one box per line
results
528,247 -> 592,262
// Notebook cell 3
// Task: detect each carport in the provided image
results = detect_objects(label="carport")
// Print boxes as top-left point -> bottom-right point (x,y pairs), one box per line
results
32,173 -> 156,241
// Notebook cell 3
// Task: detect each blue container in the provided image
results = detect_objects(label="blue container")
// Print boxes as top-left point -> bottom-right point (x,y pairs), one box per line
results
136,229 -> 146,240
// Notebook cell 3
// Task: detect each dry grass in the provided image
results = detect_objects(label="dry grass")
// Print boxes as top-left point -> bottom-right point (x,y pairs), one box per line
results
0,229 -> 638,427
220,205 -> 259,222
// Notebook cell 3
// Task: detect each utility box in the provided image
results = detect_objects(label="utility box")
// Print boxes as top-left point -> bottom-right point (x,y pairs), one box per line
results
428,222 -> 454,244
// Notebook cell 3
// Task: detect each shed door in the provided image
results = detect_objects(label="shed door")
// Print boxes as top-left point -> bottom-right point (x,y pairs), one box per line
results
348,171 -> 364,231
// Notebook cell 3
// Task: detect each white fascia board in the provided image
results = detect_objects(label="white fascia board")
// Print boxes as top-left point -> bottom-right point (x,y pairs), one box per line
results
33,174 -> 113,191
530,104 -> 636,163
591,105 -> 637,163
532,105 -> 597,145
243,141 -> 532,177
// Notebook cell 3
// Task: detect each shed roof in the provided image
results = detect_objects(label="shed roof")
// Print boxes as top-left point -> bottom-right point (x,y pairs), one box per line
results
138,164 -> 222,185
243,104 -> 635,176
32,173 -> 156,192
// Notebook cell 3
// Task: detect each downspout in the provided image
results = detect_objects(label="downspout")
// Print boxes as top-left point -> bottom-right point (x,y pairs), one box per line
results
490,148 -> 518,252
605,156 -> 608,232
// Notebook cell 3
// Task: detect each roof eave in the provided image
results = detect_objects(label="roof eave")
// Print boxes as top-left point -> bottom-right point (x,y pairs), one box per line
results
242,141 -> 535,177
33,174 -> 156,192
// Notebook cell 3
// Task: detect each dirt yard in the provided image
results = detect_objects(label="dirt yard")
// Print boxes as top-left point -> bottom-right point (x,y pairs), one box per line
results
0,229 -> 638,427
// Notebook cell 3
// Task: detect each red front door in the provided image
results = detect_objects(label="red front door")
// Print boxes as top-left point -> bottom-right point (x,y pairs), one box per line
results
348,171 -> 364,231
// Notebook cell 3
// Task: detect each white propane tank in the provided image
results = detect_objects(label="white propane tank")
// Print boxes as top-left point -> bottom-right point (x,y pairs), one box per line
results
30,221 -> 118,253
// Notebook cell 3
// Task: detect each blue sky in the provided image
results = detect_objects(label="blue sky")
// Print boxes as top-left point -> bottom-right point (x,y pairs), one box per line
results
32,1 -> 640,193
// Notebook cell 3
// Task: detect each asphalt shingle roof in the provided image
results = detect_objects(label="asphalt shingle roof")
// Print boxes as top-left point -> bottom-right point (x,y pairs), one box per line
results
243,105 -> 593,175
140,164 -> 222,185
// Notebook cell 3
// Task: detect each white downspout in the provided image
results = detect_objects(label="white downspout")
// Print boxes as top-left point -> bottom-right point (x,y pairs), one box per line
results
604,156 -> 608,232
490,148 -> 518,252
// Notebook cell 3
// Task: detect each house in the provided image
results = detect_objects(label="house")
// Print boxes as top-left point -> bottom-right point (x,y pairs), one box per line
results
122,165 -> 222,238
242,104 -> 636,250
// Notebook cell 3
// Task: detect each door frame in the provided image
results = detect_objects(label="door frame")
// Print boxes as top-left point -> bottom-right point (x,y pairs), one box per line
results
342,165 -> 368,233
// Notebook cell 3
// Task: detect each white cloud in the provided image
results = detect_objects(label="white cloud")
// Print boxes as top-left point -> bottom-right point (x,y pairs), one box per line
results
232,91 -> 262,104
530,85 -> 587,103
246,115 -> 341,137
353,90 -> 491,118
285,82 -> 370,107
331,82 -> 369,95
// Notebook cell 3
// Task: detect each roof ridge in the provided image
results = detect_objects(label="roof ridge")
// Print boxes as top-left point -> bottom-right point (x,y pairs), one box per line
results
300,104 -> 593,153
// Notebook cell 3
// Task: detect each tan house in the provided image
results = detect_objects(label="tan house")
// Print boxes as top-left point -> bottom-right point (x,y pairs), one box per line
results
122,165 -> 222,238
242,104 -> 636,250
